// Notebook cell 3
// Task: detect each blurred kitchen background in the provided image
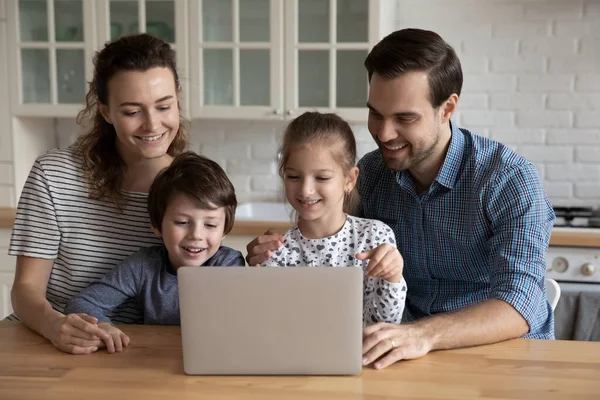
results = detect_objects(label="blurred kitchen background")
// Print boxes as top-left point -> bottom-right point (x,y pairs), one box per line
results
0,0 -> 599,337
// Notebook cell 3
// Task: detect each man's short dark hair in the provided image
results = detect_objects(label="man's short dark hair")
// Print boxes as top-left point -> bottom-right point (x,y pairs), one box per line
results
365,28 -> 463,108
148,151 -> 237,235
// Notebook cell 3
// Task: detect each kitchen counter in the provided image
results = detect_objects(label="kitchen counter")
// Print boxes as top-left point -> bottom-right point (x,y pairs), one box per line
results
1,321 -> 599,399
2,207 -> 600,247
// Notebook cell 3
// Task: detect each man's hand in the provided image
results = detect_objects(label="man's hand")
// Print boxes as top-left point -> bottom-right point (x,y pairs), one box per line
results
97,322 -> 130,353
362,322 -> 433,369
356,244 -> 404,283
245,229 -> 285,266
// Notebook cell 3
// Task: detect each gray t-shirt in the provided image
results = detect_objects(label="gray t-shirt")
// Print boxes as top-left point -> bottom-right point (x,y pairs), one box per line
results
64,245 -> 245,325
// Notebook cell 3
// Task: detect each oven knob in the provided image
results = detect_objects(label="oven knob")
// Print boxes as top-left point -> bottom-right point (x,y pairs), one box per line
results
581,263 -> 595,276
552,257 -> 569,273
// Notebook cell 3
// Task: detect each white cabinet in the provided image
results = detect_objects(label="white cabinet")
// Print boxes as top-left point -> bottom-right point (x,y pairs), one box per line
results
6,0 -> 96,117
222,235 -> 255,260
190,0 -> 395,122
7,0 -> 395,121
0,228 -> 15,320
0,272 -> 13,319
6,0 -> 186,117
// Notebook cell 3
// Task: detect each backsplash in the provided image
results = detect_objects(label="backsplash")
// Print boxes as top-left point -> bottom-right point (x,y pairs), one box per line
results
5,0 -> 600,208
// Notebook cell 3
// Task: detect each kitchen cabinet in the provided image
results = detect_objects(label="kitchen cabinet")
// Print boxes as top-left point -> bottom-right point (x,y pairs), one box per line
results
0,228 -> 15,320
6,0 -> 186,117
189,0 -> 394,122
7,0 -> 394,121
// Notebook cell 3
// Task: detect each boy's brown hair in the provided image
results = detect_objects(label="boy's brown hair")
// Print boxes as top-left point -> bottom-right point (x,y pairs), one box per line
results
148,152 -> 237,235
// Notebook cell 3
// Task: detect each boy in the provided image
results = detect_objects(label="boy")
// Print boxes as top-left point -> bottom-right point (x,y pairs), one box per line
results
65,152 -> 245,352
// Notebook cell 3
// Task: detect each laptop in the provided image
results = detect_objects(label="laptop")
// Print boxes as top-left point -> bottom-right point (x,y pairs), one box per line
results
178,266 -> 363,375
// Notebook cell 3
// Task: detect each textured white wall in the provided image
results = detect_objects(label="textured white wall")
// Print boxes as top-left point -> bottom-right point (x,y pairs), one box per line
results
34,0 -> 600,208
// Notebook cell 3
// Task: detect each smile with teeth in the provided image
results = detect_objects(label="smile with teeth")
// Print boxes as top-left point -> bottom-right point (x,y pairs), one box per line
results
183,246 -> 206,254
136,132 -> 166,142
299,199 -> 320,205
383,143 -> 408,151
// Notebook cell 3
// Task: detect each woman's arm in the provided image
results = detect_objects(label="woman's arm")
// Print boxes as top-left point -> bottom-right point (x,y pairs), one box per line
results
11,255 -> 110,354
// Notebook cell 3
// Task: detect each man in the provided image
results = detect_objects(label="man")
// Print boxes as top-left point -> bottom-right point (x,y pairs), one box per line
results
246,28 -> 555,369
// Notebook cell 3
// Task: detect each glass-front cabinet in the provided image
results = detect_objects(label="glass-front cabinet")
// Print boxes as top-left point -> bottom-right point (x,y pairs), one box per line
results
7,0 -> 185,117
190,0 -> 394,121
189,0 -> 284,120
7,0 -> 95,116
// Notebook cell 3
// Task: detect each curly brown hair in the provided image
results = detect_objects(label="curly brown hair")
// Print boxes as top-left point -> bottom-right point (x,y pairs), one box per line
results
75,33 -> 189,207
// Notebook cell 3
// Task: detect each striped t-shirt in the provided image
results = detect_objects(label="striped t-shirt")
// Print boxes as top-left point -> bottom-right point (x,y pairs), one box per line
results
7,146 -> 162,323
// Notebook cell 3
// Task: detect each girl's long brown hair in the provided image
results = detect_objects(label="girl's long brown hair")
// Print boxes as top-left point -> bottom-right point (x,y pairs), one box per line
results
75,33 -> 188,207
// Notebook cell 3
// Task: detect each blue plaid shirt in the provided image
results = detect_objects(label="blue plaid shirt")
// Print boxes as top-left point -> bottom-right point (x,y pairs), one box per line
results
357,122 -> 555,339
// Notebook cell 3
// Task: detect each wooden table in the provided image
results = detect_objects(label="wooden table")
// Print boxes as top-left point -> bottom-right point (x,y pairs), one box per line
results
1,322 -> 599,400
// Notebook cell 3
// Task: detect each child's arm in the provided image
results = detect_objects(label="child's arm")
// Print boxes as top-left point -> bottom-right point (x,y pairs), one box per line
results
64,256 -> 141,325
359,224 -> 407,325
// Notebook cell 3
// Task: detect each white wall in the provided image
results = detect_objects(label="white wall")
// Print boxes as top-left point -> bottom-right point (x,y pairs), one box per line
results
6,0 -> 600,208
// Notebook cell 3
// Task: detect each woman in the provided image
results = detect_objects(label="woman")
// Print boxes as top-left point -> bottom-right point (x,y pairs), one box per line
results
8,33 -> 189,354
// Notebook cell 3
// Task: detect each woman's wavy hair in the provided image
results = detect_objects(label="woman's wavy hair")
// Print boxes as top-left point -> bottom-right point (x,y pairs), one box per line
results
75,33 -> 189,207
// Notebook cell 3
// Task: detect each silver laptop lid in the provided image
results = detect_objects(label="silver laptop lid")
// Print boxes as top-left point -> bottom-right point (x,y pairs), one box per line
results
178,267 -> 363,375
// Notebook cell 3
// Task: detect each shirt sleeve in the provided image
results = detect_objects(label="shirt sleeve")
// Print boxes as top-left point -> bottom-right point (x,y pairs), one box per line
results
64,254 -> 141,324
210,247 -> 246,267
362,221 -> 406,326
8,159 -> 61,259
485,162 -> 555,337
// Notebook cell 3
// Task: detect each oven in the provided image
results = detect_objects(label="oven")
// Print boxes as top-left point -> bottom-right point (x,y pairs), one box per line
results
546,207 -> 600,341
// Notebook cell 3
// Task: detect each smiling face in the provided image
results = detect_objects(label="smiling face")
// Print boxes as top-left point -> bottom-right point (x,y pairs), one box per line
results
367,71 -> 453,177
283,141 -> 357,230
153,192 -> 226,269
99,67 -> 180,165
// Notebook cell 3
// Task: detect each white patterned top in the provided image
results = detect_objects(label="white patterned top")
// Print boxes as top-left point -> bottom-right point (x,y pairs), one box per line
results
262,215 -> 407,326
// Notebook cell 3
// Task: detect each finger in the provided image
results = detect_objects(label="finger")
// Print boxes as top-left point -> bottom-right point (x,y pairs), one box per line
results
362,328 -> 392,355
103,332 -> 116,353
368,251 -> 396,278
373,347 -> 405,369
248,244 -> 281,266
121,333 -> 131,347
69,315 -> 111,341
355,248 -> 375,261
113,332 -> 123,352
77,313 -> 99,325
69,337 -> 103,348
59,343 -> 99,355
363,322 -> 389,337
362,337 -> 394,366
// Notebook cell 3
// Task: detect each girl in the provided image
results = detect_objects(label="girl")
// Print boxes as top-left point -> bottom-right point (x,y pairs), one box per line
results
261,112 -> 407,326
8,33 -> 189,354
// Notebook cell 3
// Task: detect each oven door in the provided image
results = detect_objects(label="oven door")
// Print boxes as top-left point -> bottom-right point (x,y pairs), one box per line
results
554,281 -> 600,341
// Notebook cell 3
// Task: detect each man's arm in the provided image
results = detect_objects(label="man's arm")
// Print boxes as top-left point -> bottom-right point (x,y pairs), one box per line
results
363,162 -> 554,368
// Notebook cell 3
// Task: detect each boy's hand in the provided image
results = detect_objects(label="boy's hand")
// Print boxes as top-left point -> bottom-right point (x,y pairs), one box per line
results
97,322 -> 130,353
356,244 -> 404,283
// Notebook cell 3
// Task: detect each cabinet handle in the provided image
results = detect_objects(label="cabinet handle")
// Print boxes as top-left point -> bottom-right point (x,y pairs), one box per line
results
285,109 -> 294,116
272,109 -> 282,115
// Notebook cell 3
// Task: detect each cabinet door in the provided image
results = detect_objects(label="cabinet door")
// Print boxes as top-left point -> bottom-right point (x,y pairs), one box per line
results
284,0 -> 390,122
95,0 -> 189,114
7,0 -> 95,117
0,272 -> 14,319
190,0 -> 284,120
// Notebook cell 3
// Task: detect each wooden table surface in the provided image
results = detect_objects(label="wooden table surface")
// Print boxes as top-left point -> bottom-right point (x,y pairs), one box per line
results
1,322 -> 599,399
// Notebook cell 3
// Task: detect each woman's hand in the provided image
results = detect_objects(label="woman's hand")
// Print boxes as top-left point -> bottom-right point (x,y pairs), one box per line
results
97,322 -> 130,353
46,313 -> 110,355
356,244 -> 404,283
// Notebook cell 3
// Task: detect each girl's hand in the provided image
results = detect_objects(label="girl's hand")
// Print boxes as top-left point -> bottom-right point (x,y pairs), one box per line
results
356,244 -> 404,283
97,322 -> 130,353
47,313 -> 108,354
